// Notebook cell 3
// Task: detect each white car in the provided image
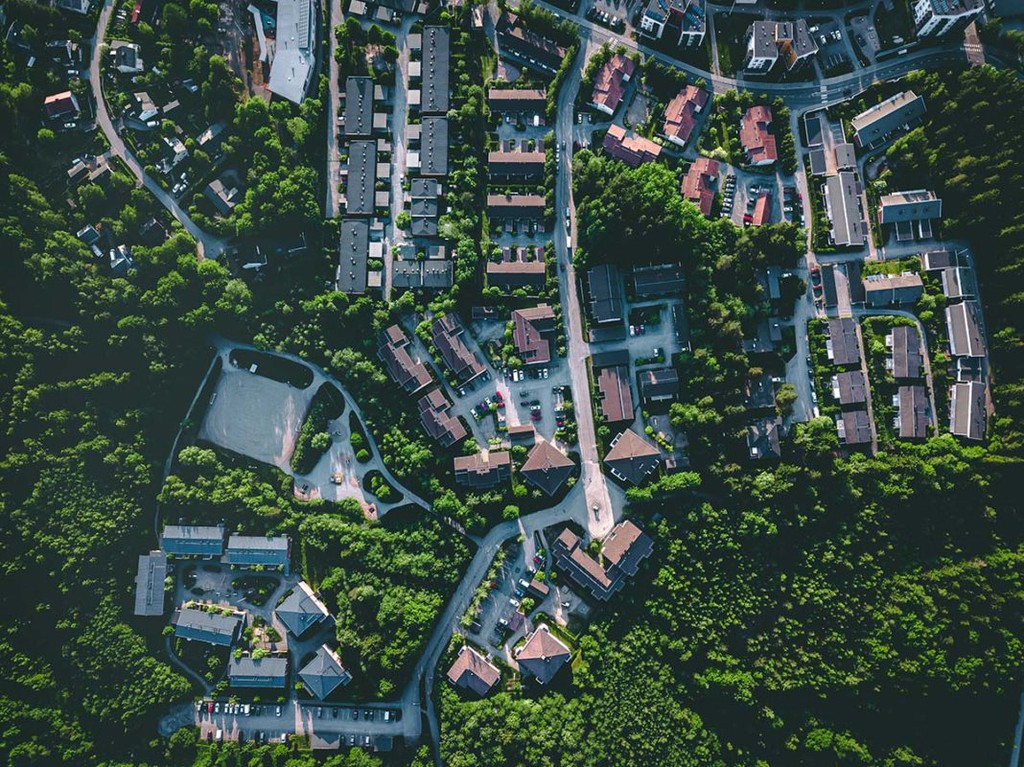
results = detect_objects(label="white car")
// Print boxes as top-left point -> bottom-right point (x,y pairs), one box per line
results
509,597 -> 521,608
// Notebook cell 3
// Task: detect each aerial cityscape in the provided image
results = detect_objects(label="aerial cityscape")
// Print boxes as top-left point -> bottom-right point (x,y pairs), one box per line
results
1,0 -> 1023,763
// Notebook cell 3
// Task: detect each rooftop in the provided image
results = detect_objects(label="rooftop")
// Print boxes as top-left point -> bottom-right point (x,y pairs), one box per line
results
520,440 -> 574,496
447,645 -> 500,696
604,428 -> 660,485
337,218 -> 369,294
268,0 -> 315,104
344,76 -> 374,137
134,550 -> 167,617
828,318 -> 861,367
299,645 -> 352,699
276,582 -> 330,638
421,26 -> 451,115
516,625 -> 571,684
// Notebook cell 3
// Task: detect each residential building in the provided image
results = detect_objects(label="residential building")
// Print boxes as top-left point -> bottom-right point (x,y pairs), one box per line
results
822,172 -> 866,247
299,645 -> 352,698
229,656 -> 288,688
224,535 -> 290,570
850,91 -> 926,148
487,193 -> 545,221
268,0 -> 315,104
745,372 -> 776,410
275,582 -> 330,638
832,371 -> 867,405
392,259 -> 454,290
820,263 -> 839,308
44,90 -> 80,122
945,301 -> 986,357
890,325 -> 924,380
949,380 -> 986,440
863,272 -> 924,306
638,368 -> 679,404
512,305 -> 556,365
602,124 -> 662,166
751,193 -> 772,226
447,645 -> 500,696
809,147 -> 828,176
837,410 -> 872,445
489,149 -> 545,178
739,105 -> 777,165
941,266 -> 977,301
879,190 -> 942,240
431,314 -> 485,383
419,116 -> 449,177
418,388 -> 468,447
378,325 -> 433,394
828,318 -> 861,366
604,428 -> 660,484
131,91 -> 160,122
496,12 -> 567,75
161,524 -> 225,557
744,19 -> 817,72
742,316 -> 783,355
596,364 -> 634,423
204,178 -> 240,216
603,519 -> 655,577
345,141 -> 377,216
173,606 -> 243,647
552,520 -> 654,600
344,76 -> 374,137
590,54 -> 636,116
421,26 -> 450,115
337,218 -> 369,295
110,40 -> 144,73
487,260 -> 547,292
516,625 -> 571,684
897,385 -> 929,439
55,0 -> 91,14
662,85 -> 708,147
587,264 -> 623,324
747,416 -> 782,460
410,177 -> 440,237
681,156 -> 718,216
453,451 -> 512,489
914,0 -> 984,36
834,143 -> 856,170
520,440 -> 575,496
134,550 -> 167,617
633,263 -> 685,296
639,0 -> 706,47
922,249 -> 958,270
488,88 -> 546,115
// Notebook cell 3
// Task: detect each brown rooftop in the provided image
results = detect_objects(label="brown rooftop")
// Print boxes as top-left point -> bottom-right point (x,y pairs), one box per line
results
520,440 -> 574,496
447,645 -> 500,696
515,625 -> 571,684
604,428 -> 660,485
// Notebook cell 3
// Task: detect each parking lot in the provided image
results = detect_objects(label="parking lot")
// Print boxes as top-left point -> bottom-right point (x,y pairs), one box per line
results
810,20 -> 854,75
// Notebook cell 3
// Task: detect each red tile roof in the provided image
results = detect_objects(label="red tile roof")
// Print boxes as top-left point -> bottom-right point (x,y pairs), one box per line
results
512,305 -> 555,365
590,53 -> 636,114
681,157 -> 719,216
740,105 -> 778,165
602,124 -> 662,167
752,193 -> 771,226
662,85 -> 708,145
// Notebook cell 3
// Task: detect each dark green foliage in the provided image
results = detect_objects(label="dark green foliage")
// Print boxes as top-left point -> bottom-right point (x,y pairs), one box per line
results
290,382 -> 345,474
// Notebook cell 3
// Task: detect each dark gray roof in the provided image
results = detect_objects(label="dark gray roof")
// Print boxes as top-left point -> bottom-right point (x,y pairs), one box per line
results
950,381 -> 986,440
891,325 -> 923,379
420,117 -> 449,176
229,656 -> 289,688
747,417 -> 782,460
823,172 -> 865,247
941,266 -> 976,300
588,263 -> 623,324
748,20 -> 780,61
345,76 -> 374,137
345,141 -> 377,216
299,645 -> 352,699
820,263 -> 838,308
898,385 -> 929,440
744,372 -> 776,410
337,218 -> 369,294
276,582 -> 330,637
638,368 -> 679,402
224,534 -> 290,567
838,410 -> 872,445
809,147 -> 827,175
879,190 -> 942,223
828,318 -> 861,366
922,249 -> 957,270
421,26 -> 450,115
134,550 -> 167,616
834,371 -> 867,405
851,91 -> 926,147
174,606 -> 242,646
161,524 -> 225,556
633,263 -> 685,297
392,259 -> 453,290
591,349 -> 630,369
834,142 -> 856,170
945,301 -> 985,357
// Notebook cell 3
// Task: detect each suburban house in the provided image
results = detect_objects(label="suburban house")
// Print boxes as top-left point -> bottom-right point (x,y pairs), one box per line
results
828,318 -> 862,367
224,534 -> 290,571
392,259 -> 454,291
552,519 -> 654,601
587,264 -> 623,325
44,90 -> 80,122
744,19 -> 817,72
945,301 -> 986,358
488,88 -> 546,116
204,178 -> 240,216
344,76 -> 374,137
229,656 -> 288,689
633,263 -> 685,297
863,272 -> 924,306
914,0 -> 984,37
604,428 -> 661,485
897,385 -> 930,439
589,53 -> 636,116
745,372 -> 776,411
421,26 -> 450,115
496,12 -> 567,75
602,124 -> 662,166
134,550 -> 167,617
337,218 -> 369,295
378,325 -> 433,394
837,410 -> 872,446
131,91 -> 160,122
453,451 -> 512,489
516,625 -> 571,684
512,305 -> 556,366
949,380 -> 986,440
890,325 -> 924,380
681,156 -> 719,216
835,143 -> 856,170
742,317 -> 783,355
822,172 -> 866,247
639,0 -> 706,47
520,440 -> 575,496
879,190 -> 942,240
489,149 -> 546,179
638,368 -> 679,405
941,266 -> 977,301
268,0 -> 315,104
662,85 -> 708,147
110,40 -> 144,73
596,364 -> 635,424
344,141 -> 378,216
418,388 -> 468,447
747,416 -> 782,460
411,178 -> 440,237
487,193 -> 545,222
447,645 -> 501,696
488,260 -> 547,292
832,371 -> 867,406
173,606 -> 243,647
739,105 -> 777,165
161,524 -> 225,558
299,645 -> 352,698
850,91 -> 926,148
432,314 -> 486,383
275,581 -> 331,638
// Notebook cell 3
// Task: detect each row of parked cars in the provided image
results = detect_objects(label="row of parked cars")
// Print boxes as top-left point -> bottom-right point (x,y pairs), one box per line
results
720,173 -> 737,218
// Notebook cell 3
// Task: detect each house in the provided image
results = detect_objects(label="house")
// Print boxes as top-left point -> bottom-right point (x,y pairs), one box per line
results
681,157 -> 718,216
392,259 -> 454,290
419,116 -> 449,176
809,147 -> 828,176
889,325 -> 923,380
268,0 -> 315,104
744,372 -> 776,410
949,380 -> 986,440
495,12 -> 566,75
345,141 -> 378,216
863,272 -> 924,306
638,368 -> 679,404
516,625 -> 571,684
418,388 -> 468,447
453,451 -> 512,489
945,301 -> 985,358
44,90 -> 80,122
110,40 -> 144,73
941,266 -> 977,301
229,656 -> 288,688
897,385 -> 929,439
822,172 -> 866,247
832,371 -> 867,405
552,520 -> 653,600
431,314 -> 486,383
820,263 -> 839,308
850,91 -> 926,149
834,143 -> 856,170
921,249 -> 958,271
299,645 -> 352,698
739,106 -> 777,166
828,318 -> 861,366
344,76 -> 374,137
662,85 -> 708,147
161,524 -> 225,557
837,410 -> 872,445
605,429 -> 660,485
596,364 -> 634,424
589,54 -> 636,116
602,124 -> 662,167
378,325 -> 433,394
447,645 -> 500,696
742,316 -> 783,355
587,264 -> 623,324
55,0 -> 91,14
134,550 -> 167,617
747,417 -> 782,460
77,224 -> 101,248
489,150 -> 545,178
275,582 -> 330,638
173,606 -> 243,647
744,19 -> 817,72
337,218 -> 369,295
633,263 -> 686,297
508,423 -> 536,446
512,305 -> 556,366
487,260 -> 547,292
419,24 -> 450,113
520,440 -> 575,496
602,519 -> 654,577
224,534 -> 290,570
131,91 -> 160,122
204,178 -> 240,216
914,0 -> 984,36
488,88 -> 546,116
487,193 -> 545,221
879,190 -> 942,240
639,0 -> 706,47
410,178 -> 440,237
751,193 -> 772,226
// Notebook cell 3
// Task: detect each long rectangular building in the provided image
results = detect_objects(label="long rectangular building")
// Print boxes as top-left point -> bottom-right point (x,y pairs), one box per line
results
950,380 -> 986,440
421,26 -> 450,115
173,606 -> 243,647
345,141 -> 378,216
945,301 -> 985,358
420,116 -> 448,176
134,550 -> 168,616
337,218 -> 369,294
344,76 -> 374,137
161,524 -> 225,557
224,534 -> 290,570
850,91 -> 926,148
268,0 -> 315,104
822,172 -> 866,247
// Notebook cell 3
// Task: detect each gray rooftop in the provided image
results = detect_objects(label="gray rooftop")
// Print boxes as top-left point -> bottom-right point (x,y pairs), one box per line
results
828,318 -> 861,366
823,172 -> 865,247
839,409 -> 872,445
174,606 -> 242,646
345,76 -> 374,137
299,645 -> 352,699
337,218 -> 369,294
945,301 -> 985,357
345,141 -> 378,216
224,534 -> 290,567
420,117 -> 449,177
879,189 -> 942,223
421,26 -> 450,115
161,524 -> 225,556
950,380 -> 986,440
276,581 -> 330,638
851,91 -> 926,146
134,550 -> 167,616
229,656 -> 289,688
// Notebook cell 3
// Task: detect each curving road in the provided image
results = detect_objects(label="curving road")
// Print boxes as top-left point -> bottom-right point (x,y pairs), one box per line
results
90,0 -> 230,259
